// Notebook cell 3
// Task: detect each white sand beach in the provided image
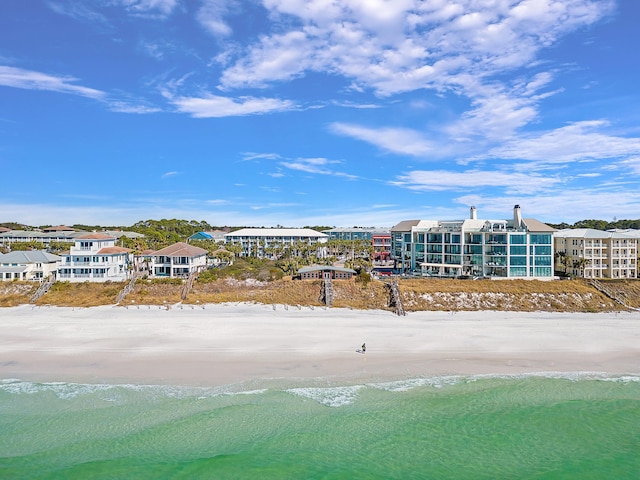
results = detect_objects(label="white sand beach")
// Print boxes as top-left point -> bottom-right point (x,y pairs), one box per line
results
1,303 -> 639,386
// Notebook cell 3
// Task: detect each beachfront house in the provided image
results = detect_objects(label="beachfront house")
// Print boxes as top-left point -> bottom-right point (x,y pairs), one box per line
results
58,233 -> 133,282
0,250 -> 62,282
392,205 -> 556,280
554,229 -> 638,279
298,265 -> 357,280
148,242 -> 208,278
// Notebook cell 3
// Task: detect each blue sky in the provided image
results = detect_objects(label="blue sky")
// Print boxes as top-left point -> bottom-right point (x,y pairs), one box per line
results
1,0 -> 639,228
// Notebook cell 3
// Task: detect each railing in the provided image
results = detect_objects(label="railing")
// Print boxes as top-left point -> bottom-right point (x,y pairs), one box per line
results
385,280 -> 406,316
589,279 -> 638,311
116,271 -> 139,304
29,276 -> 55,303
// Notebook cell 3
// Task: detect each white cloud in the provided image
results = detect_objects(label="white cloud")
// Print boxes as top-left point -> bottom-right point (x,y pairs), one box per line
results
330,122 -> 435,157
279,157 -> 358,179
220,0 -> 613,97
113,0 -> 179,19
197,0 -> 237,37
393,168 -> 562,195
0,66 -> 105,99
212,0 -> 615,153
488,121 -> 640,165
455,188 -> 640,224
108,101 -> 162,113
172,93 -> 295,117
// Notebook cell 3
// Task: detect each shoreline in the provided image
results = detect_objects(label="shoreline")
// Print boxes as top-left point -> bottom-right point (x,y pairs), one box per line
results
1,303 -> 639,388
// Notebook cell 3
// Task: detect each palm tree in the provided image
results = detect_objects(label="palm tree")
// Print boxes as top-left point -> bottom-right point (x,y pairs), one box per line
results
555,251 -> 573,275
572,257 -> 591,278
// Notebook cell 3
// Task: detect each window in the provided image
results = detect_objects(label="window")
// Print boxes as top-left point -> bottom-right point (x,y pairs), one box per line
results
534,267 -> 552,277
510,256 -> 527,266
445,245 -> 460,254
535,245 -> 552,255
510,234 -> 526,244
530,234 -> 551,245
534,256 -> 552,266
510,246 -> 526,255
427,233 -> 442,243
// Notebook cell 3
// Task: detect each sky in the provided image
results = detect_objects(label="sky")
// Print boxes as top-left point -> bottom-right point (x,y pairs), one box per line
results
1,0 -> 639,228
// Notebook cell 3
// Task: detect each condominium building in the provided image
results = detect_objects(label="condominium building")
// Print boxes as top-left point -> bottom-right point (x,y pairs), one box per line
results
58,233 -> 132,282
0,228 -> 144,248
392,205 -> 556,279
322,227 -> 391,262
224,228 -> 328,258
554,229 -> 637,279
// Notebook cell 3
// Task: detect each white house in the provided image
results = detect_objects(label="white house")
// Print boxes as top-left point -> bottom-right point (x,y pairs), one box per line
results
58,233 -> 132,282
0,250 -> 62,282
149,242 -> 208,278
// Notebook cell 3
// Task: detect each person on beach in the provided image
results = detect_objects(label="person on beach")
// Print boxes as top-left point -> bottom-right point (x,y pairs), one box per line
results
361,343 -> 366,353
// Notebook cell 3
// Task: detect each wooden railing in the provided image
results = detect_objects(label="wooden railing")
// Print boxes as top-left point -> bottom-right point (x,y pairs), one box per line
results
386,280 -> 406,316
116,271 -> 140,304
29,276 -> 55,303
588,279 -> 638,310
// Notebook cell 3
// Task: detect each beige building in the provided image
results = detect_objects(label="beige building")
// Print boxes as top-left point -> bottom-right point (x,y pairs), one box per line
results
0,250 -> 62,281
554,229 -> 637,279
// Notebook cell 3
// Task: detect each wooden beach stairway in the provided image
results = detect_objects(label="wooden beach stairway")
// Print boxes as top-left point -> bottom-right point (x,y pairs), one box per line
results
588,279 -> 638,310
319,278 -> 334,307
29,275 -> 55,303
116,272 -> 140,304
181,271 -> 198,301
386,280 -> 406,316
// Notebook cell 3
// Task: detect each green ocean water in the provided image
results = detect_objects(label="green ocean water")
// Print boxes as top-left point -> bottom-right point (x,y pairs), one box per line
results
1,374 -> 639,479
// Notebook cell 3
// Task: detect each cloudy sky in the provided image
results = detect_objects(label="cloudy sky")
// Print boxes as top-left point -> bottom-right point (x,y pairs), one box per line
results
1,0 -> 639,227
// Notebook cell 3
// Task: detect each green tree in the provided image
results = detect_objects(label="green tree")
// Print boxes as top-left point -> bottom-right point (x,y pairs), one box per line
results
572,257 -> 590,277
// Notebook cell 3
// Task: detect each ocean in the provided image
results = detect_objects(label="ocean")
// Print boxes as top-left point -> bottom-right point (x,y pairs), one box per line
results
1,373 -> 638,479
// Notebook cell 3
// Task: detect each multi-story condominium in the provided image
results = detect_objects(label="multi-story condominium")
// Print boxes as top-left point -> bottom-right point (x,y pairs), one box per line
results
554,229 -> 637,279
0,250 -> 62,282
391,220 -> 427,273
149,242 -> 208,278
58,233 -> 132,282
224,228 -> 328,258
372,233 -> 392,262
0,227 -> 144,248
392,205 -> 556,279
322,227 -> 391,262
322,227 -> 390,241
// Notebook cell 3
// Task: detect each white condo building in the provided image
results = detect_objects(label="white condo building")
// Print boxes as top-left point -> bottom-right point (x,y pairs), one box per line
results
554,229 -> 637,279
224,228 -> 329,258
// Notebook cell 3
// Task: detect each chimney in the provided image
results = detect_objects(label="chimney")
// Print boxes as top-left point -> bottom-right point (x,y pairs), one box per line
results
470,206 -> 477,220
513,204 -> 522,227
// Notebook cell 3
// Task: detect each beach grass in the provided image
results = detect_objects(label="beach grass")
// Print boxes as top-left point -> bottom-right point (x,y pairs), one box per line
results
1,277 -> 637,312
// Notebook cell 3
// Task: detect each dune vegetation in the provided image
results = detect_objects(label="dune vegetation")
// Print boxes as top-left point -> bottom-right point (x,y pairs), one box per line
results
1,275 -> 638,313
